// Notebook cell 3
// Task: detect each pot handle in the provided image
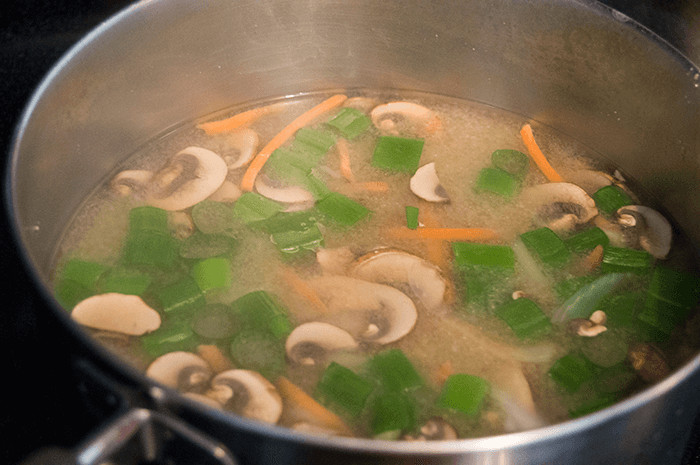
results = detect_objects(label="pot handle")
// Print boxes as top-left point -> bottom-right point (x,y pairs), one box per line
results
20,407 -> 239,465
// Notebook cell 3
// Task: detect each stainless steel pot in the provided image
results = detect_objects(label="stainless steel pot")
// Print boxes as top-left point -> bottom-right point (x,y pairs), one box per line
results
7,1 -> 700,464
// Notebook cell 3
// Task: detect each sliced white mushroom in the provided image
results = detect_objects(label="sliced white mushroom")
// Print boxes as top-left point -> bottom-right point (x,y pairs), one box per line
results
349,248 -> 448,311
593,216 -> 627,247
147,146 -> 227,211
71,293 -> 161,336
285,322 -> 359,366
343,96 -> 377,113
370,101 -> 441,135
208,180 -> 242,202
207,369 -> 282,424
568,170 -> 615,196
254,174 -> 314,205
316,247 -> 356,275
168,211 -> 195,239
522,182 -> 598,233
616,205 -> 672,259
222,128 -> 259,170
403,418 -> 458,441
145,351 -> 212,394
307,276 -> 418,344
110,169 -> 153,197
409,163 -> 450,203
183,392 -> 224,409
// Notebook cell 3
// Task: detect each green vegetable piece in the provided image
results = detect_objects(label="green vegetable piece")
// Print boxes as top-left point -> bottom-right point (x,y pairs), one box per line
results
303,173 -> 333,201
568,393 -> 619,419
54,280 -> 92,310
292,127 -> 337,155
647,266 -> 700,310
491,149 -> 529,178
494,297 -> 552,339
636,295 -> 682,338
190,303 -> 238,339
252,209 -> 320,234
368,349 -> 423,393
326,107 -> 372,140
592,363 -> 637,394
191,257 -> 232,292
599,291 -> 644,328
122,230 -> 179,269
191,201 -> 236,235
548,353 -> 597,393
141,318 -> 200,357
264,148 -> 315,183
101,268 -> 152,296
592,185 -> 633,215
554,275 -> 599,301
317,192 -> 371,227
519,227 -> 570,267
601,246 -> 653,274
180,232 -> 236,259
371,136 -> 424,173
551,273 -> 626,322
458,267 -> 512,311
437,374 -> 490,416
475,167 -> 519,198
271,223 -> 324,255
564,227 -> 610,254
370,392 -> 417,436
452,242 -> 514,270
56,259 -> 108,291
230,290 -> 292,340
316,362 -> 374,417
232,192 -> 284,225
229,330 -> 285,379
129,206 -> 169,234
155,276 -> 205,315
405,206 -> 420,230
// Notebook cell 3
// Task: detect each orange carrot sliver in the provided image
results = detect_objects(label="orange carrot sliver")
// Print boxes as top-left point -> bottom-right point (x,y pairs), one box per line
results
276,376 -> 353,435
240,94 -> 348,191
280,268 -> 328,313
520,123 -> 564,183
434,360 -> 454,385
336,138 -> 356,183
387,227 -> 500,242
420,205 -> 449,271
197,105 -> 274,135
345,181 -> 389,193
197,344 -> 233,373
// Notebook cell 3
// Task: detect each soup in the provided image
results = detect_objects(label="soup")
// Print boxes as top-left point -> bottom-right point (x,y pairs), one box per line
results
52,91 -> 700,440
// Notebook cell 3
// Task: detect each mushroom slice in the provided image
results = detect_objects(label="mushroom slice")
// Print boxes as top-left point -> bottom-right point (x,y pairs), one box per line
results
71,293 -> 161,336
208,180 -> 242,202
207,369 -> 283,424
147,146 -> 227,211
569,169 -> 615,195
404,418 -> 458,441
222,128 -> 259,170
522,182 -> 598,233
349,248 -> 447,311
370,101 -> 441,135
110,169 -> 153,197
145,351 -> 212,394
616,205 -> 672,259
409,163 -> 450,203
285,322 -> 359,366
254,174 -> 314,205
183,392 -> 224,409
307,276 -> 418,344
316,247 -> 356,275
343,96 -> 377,113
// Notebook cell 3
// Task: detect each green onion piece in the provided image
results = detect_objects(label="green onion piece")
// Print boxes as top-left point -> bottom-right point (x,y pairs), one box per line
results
317,192 -> 371,226
647,266 -> 700,310
554,275 -> 599,302
191,257 -> 232,292
141,318 -> 200,357
316,362 -> 374,417
292,127 -> 337,155
271,223 -> 324,256
551,273 -> 626,322
600,246 -> 653,274
251,209 -> 320,234
519,227 -> 570,267
232,192 -> 284,225
405,206 -> 420,230
592,185 -> 633,215
474,167 -> 520,198
179,232 -> 236,259
564,227 -> 610,254
598,291 -> 644,328
230,290 -> 292,340
367,349 -> 423,393
636,295 -> 682,339
54,280 -> 93,310
155,276 -> 206,315
303,173 -> 333,200
229,330 -> 285,380
548,353 -> 597,393
191,201 -> 236,235
452,242 -> 515,270
370,391 -> 417,436
568,393 -> 619,419
101,268 -> 152,296
190,303 -> 238,339
437,373 -> 490,416
592,363 -> 637,394
494,297 -> 552,339
129,206 -> 169,234
371,136 -> 424,174
491,149 -> 529,179
264,148 -> 315,182
458,267 -> 513,311
122,230 -> 179,269
54,258 -> 108,309
327,107 -> 372,140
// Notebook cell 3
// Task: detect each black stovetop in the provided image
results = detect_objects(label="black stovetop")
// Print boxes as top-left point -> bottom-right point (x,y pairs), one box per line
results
1,1 -> 698,464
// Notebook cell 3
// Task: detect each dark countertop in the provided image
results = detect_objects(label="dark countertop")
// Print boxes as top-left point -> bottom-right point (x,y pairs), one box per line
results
0,1 -> 698,464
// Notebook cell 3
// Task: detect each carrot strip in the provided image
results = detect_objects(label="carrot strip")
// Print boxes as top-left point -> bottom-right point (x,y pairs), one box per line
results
387,227 -> 500,242
197,105 -> 275,135
276,376 -> 353,436
280,268 -> 328,314
520,123 -> 564,183
434,360 -> 454,385
240,94 -> 348,191
336,138 -> 356,182
420,205 -> 449,271
581,244 -> 604,273
344,181 -> 389,193
197,345 -> 234,373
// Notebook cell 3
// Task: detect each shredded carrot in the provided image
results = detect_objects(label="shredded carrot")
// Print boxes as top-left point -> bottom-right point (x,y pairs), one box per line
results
280,268 -> 328,313
197,105 -> 276,135
434,360 -> 454,385
197,345 -> 234,373
276,376 -> 353,436
519,123 -> 564,183
420,205 -> 450,271
344,181 -> 389,193
336,138 -> 356,183
581,244 -> 604,273
240,94 -> 348,191
387,227 -> 500,242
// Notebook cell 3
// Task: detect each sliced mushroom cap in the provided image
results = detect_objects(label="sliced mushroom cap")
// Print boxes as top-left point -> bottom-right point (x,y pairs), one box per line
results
307,276 -> 418,344
285,322 -> 359,366
370,101 -> 441,136
522,182 -> 598,233
71,293 -> 161,336
343,96 -> 377,113
255,173 -> 315,205
409,163 -> 450,203
145,351 -> 213,394
208,180 -> 243,203
569,169 -> 639,202
147,146 -> 227,211
207,369 -> 283,424
616,205 -> 672,259
110,169 -> 153,197
349,248 -> 448,311
222,128 -> 259,170
316,247 -> 356,275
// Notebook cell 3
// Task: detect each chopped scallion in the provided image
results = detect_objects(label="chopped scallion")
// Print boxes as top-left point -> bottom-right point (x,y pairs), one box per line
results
519,227 -> 570,267
592,185 -> 633,215
452,242 -> 515,270
437,374 -> 490,416
316,362 -> 374,417
405,206 -> 419,230
326,107 -> 372,140
371,136 -> 424,173
494,297 -> 552,339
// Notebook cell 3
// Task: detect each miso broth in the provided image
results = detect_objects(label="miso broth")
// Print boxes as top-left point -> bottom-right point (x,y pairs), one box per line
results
52,91 -> 700,440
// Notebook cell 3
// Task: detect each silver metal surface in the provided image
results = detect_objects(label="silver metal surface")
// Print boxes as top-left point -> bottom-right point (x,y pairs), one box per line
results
7,0 -> 700,464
